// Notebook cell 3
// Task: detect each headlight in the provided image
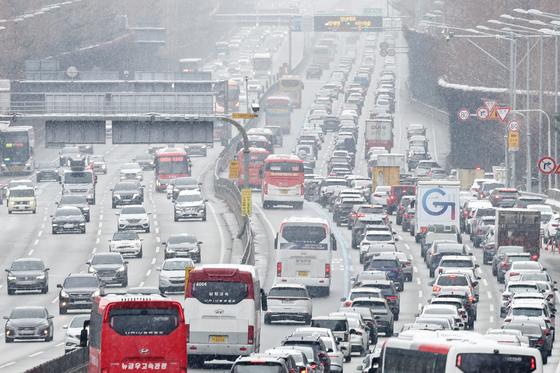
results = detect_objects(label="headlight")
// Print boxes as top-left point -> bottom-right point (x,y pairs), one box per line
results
7,275 -> 16,281
117,266 -> 125,272
83,207 -> 90,211
132,194 -> 140,199
36,274 -> 45,280
60,290 -> 69,298
88,267 -> 97,273
190,246 -> 199,253
79,223 -> 86,226
92,289 -> 100,297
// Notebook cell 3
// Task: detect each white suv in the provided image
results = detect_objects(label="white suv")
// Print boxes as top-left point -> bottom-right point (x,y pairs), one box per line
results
265,283 -> 313,325
117,205 -> 150,233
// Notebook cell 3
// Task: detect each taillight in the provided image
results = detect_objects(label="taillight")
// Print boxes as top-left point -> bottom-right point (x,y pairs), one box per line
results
263,183 -> 268,194
404,213 -> 409,219
343,300 -> 352,307
325,263 -> 331,278
536,338 -> 545,346
386,295 -> 397,301
276,262 -> 282,277
432,285 -> 441,293
531,254 -> 538,261
309,362 -> 318,370
530,357 -> 536,370
468,296 -> 476,303
186,323 -> 190,343
508,272 -> 519,277
544,328 -> 551,336
248,325 -> 254,344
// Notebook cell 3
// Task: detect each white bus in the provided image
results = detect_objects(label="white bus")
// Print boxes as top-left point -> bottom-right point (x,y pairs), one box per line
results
274,217 -> 337,297
380,334 -> 543,373
184,264 -> 266,367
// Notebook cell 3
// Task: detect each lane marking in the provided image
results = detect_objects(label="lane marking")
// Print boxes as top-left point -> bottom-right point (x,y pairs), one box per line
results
95,238 -> 100,244
489,316 -> 495,323
37,230 -> 42,237
29,351 -> 43,357
482,279 -> 488,287
489,304 -> 494,312
0,362 -> 15,369
55,342 -> 64,347
156,237 -> 161,243
51,296 -> 58,304
416,278 -> 421,285
155,227 -> 159,234
151,258 -> 156,265
418,290 -> 423,298
155,246 -> 160,253
33,239 -> 39,246
146,269 -> 152,277
139,281 -> 144,287
486,291 -> 492,299
28,249 -> 34,256
413,266 -> 418,273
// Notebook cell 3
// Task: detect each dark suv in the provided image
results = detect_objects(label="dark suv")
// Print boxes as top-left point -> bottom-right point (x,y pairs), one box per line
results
87,253 -> 128,287
356,280 -> 400,319
333,198 -> 365,226
5,258 -> 49,295
364,253 -> 404,291
58,194 -> 90,222
57,274 -> 101,314
111,181 -> 144,208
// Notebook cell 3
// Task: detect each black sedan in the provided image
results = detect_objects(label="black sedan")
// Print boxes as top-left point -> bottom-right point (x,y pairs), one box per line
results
58,194 -> 91,222
51,206 -> 86,234
4,306 -> 54,342
5,258 -> 49,295
36,162 -> 60,182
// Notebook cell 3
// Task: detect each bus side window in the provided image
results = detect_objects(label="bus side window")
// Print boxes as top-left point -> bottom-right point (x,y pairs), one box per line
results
331,233 -> 337,251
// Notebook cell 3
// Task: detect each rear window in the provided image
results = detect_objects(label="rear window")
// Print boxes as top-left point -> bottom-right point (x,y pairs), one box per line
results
311,319 -> 348,331
108,307 -> 179,336
512,308 -> 543,317
456,353 -> 537,373
233,364 -> 284,373
369,259 -> 399,268
281,225 -> 327,250
352,301 -> 386,311
436,276 -> 468,286
440,260 -> 472,268
269,287 -> 308,298
191,281 -> 248,304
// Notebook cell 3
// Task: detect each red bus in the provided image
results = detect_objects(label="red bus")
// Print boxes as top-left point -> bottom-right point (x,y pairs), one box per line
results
261,154 -> 304,209
88,295 -> 187,373
154,148 -> 191,192
237,147 -> 270,189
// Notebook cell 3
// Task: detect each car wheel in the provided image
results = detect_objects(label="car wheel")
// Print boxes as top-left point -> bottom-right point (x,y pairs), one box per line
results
492,267 -> 497,276
429,270 -> 434,278
122,279 -> 128,287
137,249 -> 143,258
52,230 -> 57,235
5,337 -> 13,343
7,288 -> 15,295
202,215 -> 207,222
59,307 -> 67,315
45,335 -> 53,342
344,355 -> 351,363
145,228 -> 150,233
174,215 -> 179,222
81,229 -> 86,234
264,314 -> 271,325
8,210 -> 12,214
543,353 -> 548,365
32,210 -> 36,214
41,286 -> 48,294
386,328 -> 394,337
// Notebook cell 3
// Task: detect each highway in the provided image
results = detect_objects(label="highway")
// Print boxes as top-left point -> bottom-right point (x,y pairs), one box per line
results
1,0 -> 559,371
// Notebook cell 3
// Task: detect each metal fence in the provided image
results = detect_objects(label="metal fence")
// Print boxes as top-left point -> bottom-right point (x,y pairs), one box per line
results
24,348 -> 88,373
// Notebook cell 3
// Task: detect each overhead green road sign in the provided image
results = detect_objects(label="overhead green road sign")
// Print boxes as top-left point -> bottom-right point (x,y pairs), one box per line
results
314,15 -> 383,32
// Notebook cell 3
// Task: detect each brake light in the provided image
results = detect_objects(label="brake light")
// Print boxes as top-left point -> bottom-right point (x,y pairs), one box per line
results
531,254 -> 538,261
386,295 -> 397,301
325,263 -> 331,278
404,213 -> 409,219
508,272 -> 519,277
343,300 -> 352,307
536,338 -> 545,346
530,357 -> 536,370
186,323 -> 190,343
248,325 -> 254,344
276,262 -> 282,277
263,183 -> 268,194
456,354 -> 462,367
420,226 -> 427,233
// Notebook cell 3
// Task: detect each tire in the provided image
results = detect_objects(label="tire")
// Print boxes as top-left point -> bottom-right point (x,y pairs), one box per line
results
359,254 -> 364,264
394,312 -> 399,321
7,288 -> 15,295
344,355 -> 351,363
492,266 -> 497,276
5,337 -> 13,343
304,315 -> 312,325
121,279 -> 128,287
45,335 -> 53,342
8,210 -> 12,214
264,314 -> 271,325
202,215 -> 207,222
41,286 -> 48,294
429,269 -> 434,278
52,230 -> 57,235
32,210 -> 36,214
112,203 -> 116,209
415,234 -> 420,243
136,249 -> 143,258
543,353 -> 548,365
59,307 -> 67,315
174,214 -> 179,222
386,328 -> 394,337
145,228 -> 150,233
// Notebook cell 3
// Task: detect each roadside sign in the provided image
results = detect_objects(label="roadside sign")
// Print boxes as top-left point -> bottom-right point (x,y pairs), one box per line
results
508,120 -> 519,131
476,106 -> 489,120
232,112 -> 257,119
229,160 -> 239,179
379,49 -> 388,57
496,106 -> 511,122
457,108 -> 470,122
484,100 -> 497,112
387,48 -> 396,56
241,188 -> 252,216
507,130 -> 520,152
538,156 -> 557,175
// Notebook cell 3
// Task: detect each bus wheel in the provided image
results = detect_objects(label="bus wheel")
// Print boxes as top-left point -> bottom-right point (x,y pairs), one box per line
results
188,356 -> 204,368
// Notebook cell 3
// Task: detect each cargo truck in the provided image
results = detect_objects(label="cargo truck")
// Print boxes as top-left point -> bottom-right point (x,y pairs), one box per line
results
457,168 -> 485,191
368,153 -> 404,178
495,208 -> 541,260
371,166 -> 400,193
415,180 -> 461,242
365,118 -> 393,155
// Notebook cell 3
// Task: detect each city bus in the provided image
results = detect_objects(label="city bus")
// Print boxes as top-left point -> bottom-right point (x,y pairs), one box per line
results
252,53 -> 273,79
265,96 -> 292,134
380,334 -> 542,373
261,154 -> 304,209
312,45 -> 331,69
236,147 -> 270,189
154,148 -> 192,192
88,294 -> 187,373
0,125 -> 35,175
275,217 -> 337,297
278,75 -> 304,108
184,264 -> 266,367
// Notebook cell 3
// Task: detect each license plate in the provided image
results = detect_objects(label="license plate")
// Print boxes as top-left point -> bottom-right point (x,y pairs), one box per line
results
210,335 -> 226,343
282,300 -> 294,304
64,224 -> 74,228
298,271 -> 309,278
280,189 -> 289,195
20,330 -> 34,335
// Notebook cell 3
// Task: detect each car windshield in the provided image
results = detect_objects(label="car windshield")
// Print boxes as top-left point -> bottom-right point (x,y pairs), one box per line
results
64,276 -> 98,288
55,208 -> 82,217
437,276 -> 468,286
9,189 -> 34,197
268,287 -> 308,298
440,260 -> 472,268
10,308 -> 46,319
113,231 -> 139,240
508,285 -> 538,293
91,255 -> 122,265
11,260 -> 43,271
168,235 -> 197,244
114,182 -> 138,191
176,193 -> 202,202
162,260 -> 191,271
60,195 -> 87,204
121,207 -> 146,214
365,234 -> 393,241
69,315 -> 90,328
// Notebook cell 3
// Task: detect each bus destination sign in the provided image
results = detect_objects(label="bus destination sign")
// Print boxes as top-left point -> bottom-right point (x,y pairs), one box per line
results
313,15 -> 383,32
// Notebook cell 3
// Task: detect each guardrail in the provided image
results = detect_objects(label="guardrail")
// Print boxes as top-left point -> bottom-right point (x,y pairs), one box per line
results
24,348 -> 88,373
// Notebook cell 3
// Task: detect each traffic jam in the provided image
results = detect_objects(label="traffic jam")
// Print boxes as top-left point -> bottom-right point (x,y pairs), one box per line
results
0,1 -> 559,373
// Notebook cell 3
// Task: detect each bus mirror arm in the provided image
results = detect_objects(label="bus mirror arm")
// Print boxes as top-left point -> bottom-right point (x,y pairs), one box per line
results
260,289 -> 268,311
274,234 -> 278,249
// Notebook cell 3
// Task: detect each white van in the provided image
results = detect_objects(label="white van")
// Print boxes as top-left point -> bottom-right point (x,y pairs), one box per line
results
274,217 -> 337,296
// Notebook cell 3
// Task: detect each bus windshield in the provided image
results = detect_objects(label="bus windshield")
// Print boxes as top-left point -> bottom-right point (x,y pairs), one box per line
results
108,307 -> 179,336
280,225 -> 327,250
191,281 -> 248,304
266,162 -> 303,173
157,158 -> 189,174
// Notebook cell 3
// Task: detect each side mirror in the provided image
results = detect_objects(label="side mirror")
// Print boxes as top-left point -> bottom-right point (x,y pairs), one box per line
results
48,315 -> 54,319
3,316 -> 8,320
198,241 -> 203,245
542,267 -> 547,271
156,267 -> 162,271
162,242 -> 167,246
86,261 -> 91,265
4,269 -> 9,273
63,325 -> 68,329
428,280 -> 434,286
57,284 -> 62,288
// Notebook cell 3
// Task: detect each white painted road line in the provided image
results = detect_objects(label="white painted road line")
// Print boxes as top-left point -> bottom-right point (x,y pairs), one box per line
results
51,297 -> 58,304
418,290 -> 423,298
482,278 -> 488,287
28,249 -> 34,256
29,351 -> 43,358
146,269 -> 152,277
0,362 -> 15,369
151,258 -> 156,265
